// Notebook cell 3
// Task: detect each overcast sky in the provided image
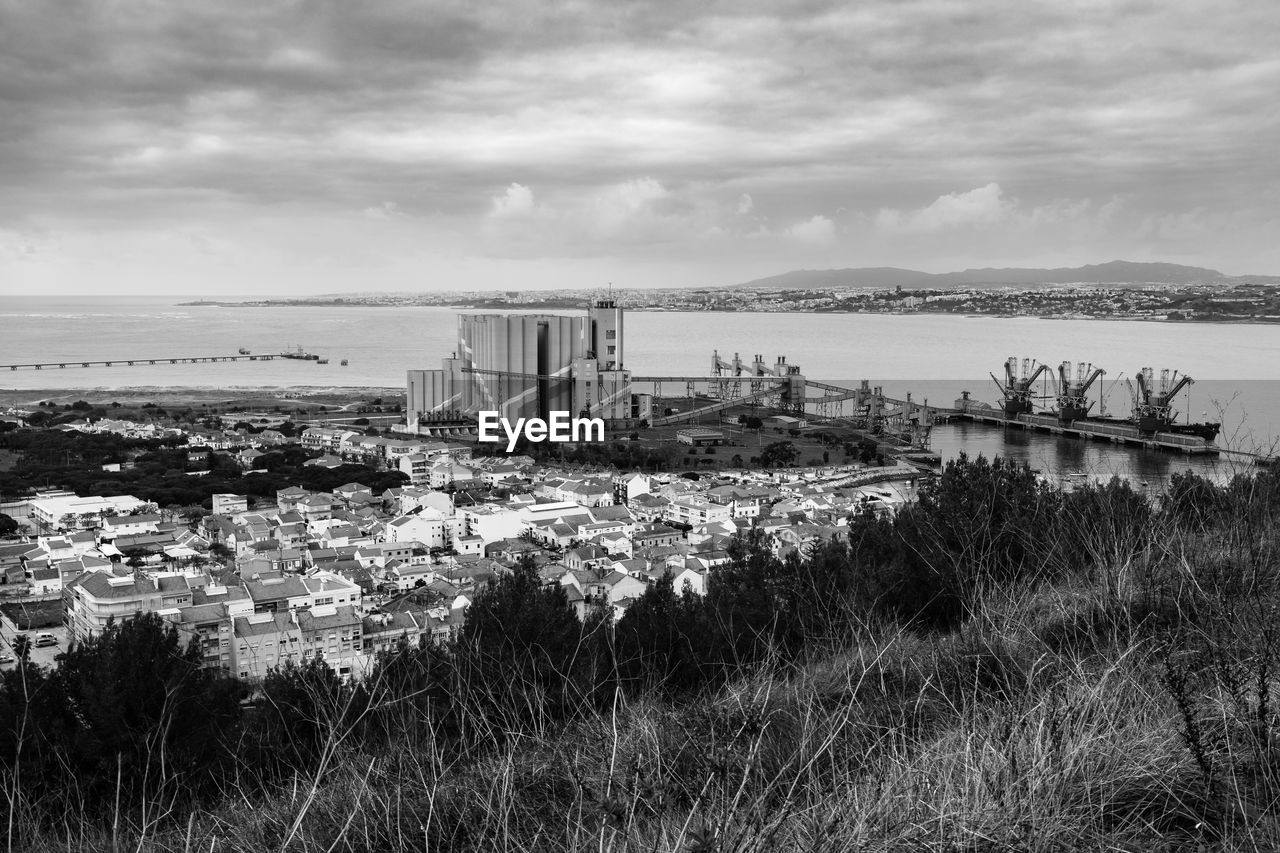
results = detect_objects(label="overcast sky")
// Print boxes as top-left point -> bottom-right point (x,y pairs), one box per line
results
2,0 -> 1278,295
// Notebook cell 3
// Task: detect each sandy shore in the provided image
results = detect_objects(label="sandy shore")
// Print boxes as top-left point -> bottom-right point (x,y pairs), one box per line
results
0,386 -> 406,409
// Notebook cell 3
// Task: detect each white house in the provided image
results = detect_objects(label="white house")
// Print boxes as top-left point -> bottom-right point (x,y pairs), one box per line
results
616,472 -> 651,503
385,509 -> 456,550
456,504 -> 524,546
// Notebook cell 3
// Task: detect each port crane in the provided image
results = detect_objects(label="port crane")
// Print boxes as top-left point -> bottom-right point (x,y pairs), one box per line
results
990,357 -> 1049,418
1055,361 -> 1106,423
1128,368 -> 1194,433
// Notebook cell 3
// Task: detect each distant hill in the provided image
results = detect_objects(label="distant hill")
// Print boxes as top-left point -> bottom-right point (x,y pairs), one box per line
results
735,260 -> 1232,290
736,268 -> 933,289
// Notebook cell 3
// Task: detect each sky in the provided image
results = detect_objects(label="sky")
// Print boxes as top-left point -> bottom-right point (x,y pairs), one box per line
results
1,0 -> 1278,296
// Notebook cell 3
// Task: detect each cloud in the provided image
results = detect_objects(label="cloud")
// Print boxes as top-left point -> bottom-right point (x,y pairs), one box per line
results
0,227 -> 48,263
361,201 -> 406,220
786,215 -> 836,245
488,183 -> 537,218
482,177 -> 727,254
876,183 -> 1013,233
588,178 -> 670,235
1,0 -> 1278,293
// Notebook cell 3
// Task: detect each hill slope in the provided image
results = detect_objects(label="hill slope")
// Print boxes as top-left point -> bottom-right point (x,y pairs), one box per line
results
737,260 -> 1228,290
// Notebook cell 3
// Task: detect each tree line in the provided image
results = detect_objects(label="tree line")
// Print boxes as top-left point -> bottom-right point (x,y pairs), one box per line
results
0,429 -> 407,514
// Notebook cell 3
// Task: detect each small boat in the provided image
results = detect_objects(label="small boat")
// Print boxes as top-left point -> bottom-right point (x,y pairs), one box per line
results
340,359 -> 348,366
238,347 -> 251,355
316,358 -> 329,365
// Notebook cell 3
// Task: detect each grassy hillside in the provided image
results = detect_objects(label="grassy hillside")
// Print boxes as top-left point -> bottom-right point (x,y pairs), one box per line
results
5,456 -> 1280,851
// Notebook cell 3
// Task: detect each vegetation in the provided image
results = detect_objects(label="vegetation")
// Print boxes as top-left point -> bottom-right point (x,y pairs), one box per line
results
4,455 -> 1280,850
0,429 -> 406,510
758,439 -> 798,468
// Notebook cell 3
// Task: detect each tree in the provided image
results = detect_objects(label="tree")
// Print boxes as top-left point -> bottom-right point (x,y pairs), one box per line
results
612,573 -> 711,694
251,658 -> 360,773
1,614 -> 246,820
460,558 -> 586,724
0,513 -> 18,538
759,440 -> 798,468
901,453 -> 1057,617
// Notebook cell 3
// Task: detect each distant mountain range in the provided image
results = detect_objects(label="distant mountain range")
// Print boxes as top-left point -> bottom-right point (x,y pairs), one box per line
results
734,261 -> 1280,290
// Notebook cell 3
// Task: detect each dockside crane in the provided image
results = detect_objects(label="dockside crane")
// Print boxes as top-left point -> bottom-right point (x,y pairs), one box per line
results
1132,367 -> 1194,433
991,356 -> 1049,418
1055,361 -> 1106,423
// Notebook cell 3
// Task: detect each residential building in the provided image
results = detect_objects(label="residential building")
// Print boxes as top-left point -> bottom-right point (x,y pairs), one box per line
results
212,494 -> 249,515
65,571 -> 200,642
30,494 -> 150,533
665,496 -> 732,528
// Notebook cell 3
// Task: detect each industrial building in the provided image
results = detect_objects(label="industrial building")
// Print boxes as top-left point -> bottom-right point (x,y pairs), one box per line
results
675,427 -> 725,446
407,299 -> 633,431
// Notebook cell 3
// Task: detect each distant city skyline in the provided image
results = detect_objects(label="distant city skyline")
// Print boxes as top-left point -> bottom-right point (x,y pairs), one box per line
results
2,1 -> 1278,296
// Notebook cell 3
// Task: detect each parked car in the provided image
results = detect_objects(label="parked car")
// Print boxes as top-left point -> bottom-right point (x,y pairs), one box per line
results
0,652 -> 14,665
33,633 -> 58,648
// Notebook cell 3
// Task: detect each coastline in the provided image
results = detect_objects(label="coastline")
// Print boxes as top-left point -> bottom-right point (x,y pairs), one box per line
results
173,301 -> 1280,324
0,386 -> 405,408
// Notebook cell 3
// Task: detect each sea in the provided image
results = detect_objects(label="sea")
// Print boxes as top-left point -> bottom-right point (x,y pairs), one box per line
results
3,294 -> 1278,487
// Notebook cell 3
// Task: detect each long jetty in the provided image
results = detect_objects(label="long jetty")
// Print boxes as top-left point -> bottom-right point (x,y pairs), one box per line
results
3,354 -> 289,371
954,407 -> 1219,455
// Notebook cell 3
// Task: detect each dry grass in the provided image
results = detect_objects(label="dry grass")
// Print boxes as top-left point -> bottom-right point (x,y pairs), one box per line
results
10,480 -> 1280,852
16,598 -> 1275,853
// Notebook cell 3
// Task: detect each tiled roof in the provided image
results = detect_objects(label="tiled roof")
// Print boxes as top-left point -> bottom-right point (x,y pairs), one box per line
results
234,612 -> 294,638
244,576 -> 308,602
192,585 -> 249,605
178,603 -> 227,624
295,604 -> 361,631
156,575 -> 192,593
76,571 -> 155,599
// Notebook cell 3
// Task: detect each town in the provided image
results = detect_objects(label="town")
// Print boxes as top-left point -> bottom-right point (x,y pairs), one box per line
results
186,279 -> 1280,323
0,402 -> 922,679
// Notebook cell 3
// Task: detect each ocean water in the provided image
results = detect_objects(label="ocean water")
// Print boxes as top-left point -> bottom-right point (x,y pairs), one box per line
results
2,294 -> 1277,484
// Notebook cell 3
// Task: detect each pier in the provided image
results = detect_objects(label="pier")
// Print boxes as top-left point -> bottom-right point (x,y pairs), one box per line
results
952,407 -> 1219,455
2,353 -> 303,371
